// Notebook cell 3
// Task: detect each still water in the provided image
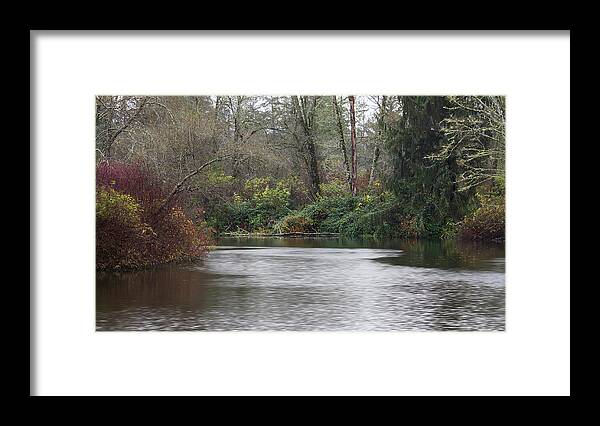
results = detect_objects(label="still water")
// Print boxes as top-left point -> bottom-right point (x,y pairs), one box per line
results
96,238 -> 505,331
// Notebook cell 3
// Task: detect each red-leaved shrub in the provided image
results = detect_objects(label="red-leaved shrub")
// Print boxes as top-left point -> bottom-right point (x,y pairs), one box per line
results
96,160 -> 179,222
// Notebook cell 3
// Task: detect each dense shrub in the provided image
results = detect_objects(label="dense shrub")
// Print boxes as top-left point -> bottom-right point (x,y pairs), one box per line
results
335,192 -> 416,238
202,174 -> 505,240
274,215 -> 315,233
396,217 -> 421,239
439,221 -> 460,240
149,206 -> 212,264
96,186 -> 144,225
280,175 -> 311,207
367,179 -> 384,195
318,179 -> 349,199
206,177 -> 292,233
96,161 -> 211,270
96,187 -> 152,269
296,195 -> 358,233
249,180 -> 292,229
208,177 -> 394,235
242,177 -> 271,197
458,193 -> 505,241
291,191 -> 417,238
206,195 -> 252,233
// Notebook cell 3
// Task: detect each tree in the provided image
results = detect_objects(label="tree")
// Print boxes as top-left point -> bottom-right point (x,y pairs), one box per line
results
290,96 -> 322,199
348,95 -> 358,196
95,96 -> 149,159
369,95 -> 386,186
332,96 -> 352,191
428,96 -> 505,191
383,96 -> 473,228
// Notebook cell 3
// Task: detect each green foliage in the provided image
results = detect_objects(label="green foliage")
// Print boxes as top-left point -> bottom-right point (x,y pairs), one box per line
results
296,194 -> 358,233
318,179 -> 348,199
189,97 -> 504,241
96,187 -> 143,227
205,172 -> 504,241
274,215 -> 315,233
96,187 -> 151,270
290,190 -> 419,238
248,178 -> 292,229
335,192 -> 415,238
440,221 -> 460,240
205,196 -> 252,233
206,173 -> 472,239
206,170 -> 235,186
367,179 -> 384,195
206,177 -> 292,233
277,175 -> 310,207
243,177 -> 271,197
250,187 -> 291,229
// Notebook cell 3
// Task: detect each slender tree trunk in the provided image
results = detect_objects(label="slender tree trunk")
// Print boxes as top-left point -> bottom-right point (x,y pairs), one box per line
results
211,96 -> 221,156
306,138 -> 320,198
349,95 -> 358,196
368,146 -> 380,185
214,96 -> 220,121
332,96 -> 352,191
369,96 -> 386,185
231,96 -> 243,178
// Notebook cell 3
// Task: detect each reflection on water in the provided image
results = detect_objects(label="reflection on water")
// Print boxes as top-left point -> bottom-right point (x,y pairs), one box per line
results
96,238 -> 505,331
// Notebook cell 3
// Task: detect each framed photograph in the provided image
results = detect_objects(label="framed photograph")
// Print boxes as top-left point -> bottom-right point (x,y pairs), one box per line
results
31,30 -> 570,396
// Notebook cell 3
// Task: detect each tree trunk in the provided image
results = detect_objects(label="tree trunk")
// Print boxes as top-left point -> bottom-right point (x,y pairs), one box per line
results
368,146 -> 380,185
231,96 -> 243,178
291,96 -> 321,199
349,95 -> 358,196
332,96 -> 352,192
306,137 -> 321,198
369,96 -> 386,186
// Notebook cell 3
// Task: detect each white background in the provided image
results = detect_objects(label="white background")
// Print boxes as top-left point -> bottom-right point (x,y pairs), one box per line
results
32,31 -> 570,396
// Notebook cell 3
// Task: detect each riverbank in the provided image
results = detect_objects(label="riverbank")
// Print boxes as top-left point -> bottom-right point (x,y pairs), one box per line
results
96,163 -> 504,272
205,178 -> 505,242
220,231 -> 340,238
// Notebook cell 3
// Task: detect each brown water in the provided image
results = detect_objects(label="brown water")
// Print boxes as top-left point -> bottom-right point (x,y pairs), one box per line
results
96,238 -> 505,331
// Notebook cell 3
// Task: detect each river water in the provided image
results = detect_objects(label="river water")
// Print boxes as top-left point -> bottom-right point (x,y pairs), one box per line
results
96,238 -> 505,331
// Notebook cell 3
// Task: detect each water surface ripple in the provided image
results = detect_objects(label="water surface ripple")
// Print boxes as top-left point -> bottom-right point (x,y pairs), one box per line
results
96,238 -> 505,331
